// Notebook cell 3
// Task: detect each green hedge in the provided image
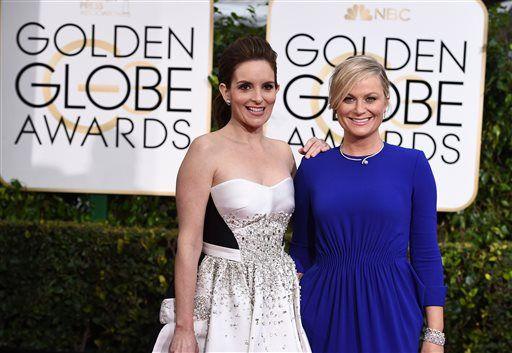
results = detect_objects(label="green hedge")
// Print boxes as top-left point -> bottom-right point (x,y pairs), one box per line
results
1,221 -> 511,353
442,241 -> 512,351
0,221 -> 177,353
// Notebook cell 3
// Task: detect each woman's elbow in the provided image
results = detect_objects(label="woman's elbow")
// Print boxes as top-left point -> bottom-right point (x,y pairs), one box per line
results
177,232 -> 203,257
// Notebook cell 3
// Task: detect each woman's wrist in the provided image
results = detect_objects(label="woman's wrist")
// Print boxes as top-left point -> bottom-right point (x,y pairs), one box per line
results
422,327 -> 445,346
175,324 -> 195,333
175,319 -> 195,332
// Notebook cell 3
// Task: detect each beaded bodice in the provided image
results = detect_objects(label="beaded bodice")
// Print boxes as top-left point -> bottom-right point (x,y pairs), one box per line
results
227,212 -> 291,263
210,177 -> 294,264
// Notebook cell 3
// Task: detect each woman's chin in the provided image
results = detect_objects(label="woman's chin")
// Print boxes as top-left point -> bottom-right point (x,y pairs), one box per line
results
245,115 -> 271,129
343,127 -> 380,140
339,120 -> 380,140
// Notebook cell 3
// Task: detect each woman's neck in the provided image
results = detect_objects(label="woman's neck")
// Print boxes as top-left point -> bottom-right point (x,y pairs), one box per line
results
222,119 -> 265,146
341,134 -> 383,156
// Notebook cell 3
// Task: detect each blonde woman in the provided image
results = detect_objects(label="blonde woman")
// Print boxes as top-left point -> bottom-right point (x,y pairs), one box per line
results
291,56 -> 446,353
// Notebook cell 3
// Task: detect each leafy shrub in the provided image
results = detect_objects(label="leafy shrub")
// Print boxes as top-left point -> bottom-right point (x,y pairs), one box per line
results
0,221 -> 176,353
443,241 -> 512,352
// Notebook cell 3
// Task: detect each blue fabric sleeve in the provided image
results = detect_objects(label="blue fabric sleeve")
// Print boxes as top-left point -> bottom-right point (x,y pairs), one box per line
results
290,161 -> 316,273
410,151 -> 447,307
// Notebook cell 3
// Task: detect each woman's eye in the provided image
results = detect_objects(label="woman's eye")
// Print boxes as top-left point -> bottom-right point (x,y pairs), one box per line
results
238,83 -> 251,90
263,83 -> 275,90
366,97 -> 377,102
343,97 -> 355,103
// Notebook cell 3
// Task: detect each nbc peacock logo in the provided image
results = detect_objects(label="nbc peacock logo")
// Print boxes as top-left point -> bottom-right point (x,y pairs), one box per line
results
344,5 -> 373,21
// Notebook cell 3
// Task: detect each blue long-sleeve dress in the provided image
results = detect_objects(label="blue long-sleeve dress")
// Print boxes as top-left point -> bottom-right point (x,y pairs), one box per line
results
290,143 -> 446,353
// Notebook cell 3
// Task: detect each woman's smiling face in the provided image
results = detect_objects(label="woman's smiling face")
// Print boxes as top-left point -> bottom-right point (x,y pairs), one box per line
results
335,75 -> 388,140
220,59 -> 279,129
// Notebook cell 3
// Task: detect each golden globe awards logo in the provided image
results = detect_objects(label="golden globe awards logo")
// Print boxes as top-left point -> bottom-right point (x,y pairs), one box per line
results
14,22 -> 194,150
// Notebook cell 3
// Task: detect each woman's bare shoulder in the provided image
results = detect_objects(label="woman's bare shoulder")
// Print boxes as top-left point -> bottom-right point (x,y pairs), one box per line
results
265,137 -> 292,154
187,132 -> 225,157
265,137 -> 295,170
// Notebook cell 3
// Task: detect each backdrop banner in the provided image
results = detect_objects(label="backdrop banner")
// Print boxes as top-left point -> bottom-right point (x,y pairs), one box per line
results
1,0 -> 212,195
266,0 -> 487,211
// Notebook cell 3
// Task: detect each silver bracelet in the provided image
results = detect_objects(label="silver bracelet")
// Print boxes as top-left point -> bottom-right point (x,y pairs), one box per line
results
422,327 -> 445,346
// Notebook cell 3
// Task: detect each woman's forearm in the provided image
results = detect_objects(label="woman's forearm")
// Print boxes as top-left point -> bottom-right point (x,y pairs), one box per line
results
425,306 -> 444,331
174,238 -> 203,330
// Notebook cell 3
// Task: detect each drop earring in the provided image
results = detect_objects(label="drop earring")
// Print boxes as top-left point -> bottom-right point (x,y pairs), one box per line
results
383,105 -> 390,120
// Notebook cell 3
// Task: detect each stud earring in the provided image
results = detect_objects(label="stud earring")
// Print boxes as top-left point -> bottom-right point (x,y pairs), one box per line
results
226,100 -> 231,106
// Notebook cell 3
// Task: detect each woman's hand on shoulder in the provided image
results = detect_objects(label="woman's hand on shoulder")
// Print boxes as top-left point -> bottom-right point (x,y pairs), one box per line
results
299,137 -> 330,159
169,326 -> 199,353
420,341 -> 444,353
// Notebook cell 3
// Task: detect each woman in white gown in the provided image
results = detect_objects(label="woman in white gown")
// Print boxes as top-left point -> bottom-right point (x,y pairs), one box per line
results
152,36 -> 327,353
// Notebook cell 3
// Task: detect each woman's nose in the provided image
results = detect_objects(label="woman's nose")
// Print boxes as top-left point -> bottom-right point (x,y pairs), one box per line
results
354,100 -> 366,115
251,88 -> 263,104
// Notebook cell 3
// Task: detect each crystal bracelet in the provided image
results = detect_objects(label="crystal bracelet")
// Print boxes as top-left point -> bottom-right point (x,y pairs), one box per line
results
422,327 -> 445,346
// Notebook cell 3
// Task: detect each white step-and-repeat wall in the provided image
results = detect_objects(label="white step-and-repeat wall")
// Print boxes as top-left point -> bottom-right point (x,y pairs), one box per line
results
1,1 -> 487,211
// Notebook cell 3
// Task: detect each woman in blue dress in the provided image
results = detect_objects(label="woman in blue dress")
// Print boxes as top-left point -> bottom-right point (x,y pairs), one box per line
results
290,56 -> 447,353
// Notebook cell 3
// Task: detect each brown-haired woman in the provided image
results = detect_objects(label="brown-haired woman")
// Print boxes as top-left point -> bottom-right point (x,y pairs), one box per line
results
152,36 -> 325,353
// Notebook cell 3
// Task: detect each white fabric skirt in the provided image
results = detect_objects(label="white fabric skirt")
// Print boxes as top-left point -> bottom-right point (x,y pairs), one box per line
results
152,243 -> 311,353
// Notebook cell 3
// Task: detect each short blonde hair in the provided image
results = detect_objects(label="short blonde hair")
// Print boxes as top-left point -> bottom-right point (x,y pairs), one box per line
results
328,55 -> 390,110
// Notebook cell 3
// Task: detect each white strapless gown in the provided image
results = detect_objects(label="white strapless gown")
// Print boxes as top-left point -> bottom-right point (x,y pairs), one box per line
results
152,177 -> 311,352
